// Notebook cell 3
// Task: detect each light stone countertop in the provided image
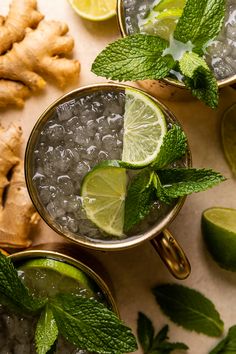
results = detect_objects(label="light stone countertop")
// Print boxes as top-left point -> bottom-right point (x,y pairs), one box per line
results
1,1 -> 236,353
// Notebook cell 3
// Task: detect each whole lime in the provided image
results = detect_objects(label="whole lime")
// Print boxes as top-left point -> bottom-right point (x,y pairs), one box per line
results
202,207 -> 236,271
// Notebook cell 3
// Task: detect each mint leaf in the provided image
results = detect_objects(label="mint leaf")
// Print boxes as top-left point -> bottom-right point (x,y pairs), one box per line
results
153,284 -> 224,337
152,173 -> 174,205
137,312 -> 154,353
50,293 -> 137,354
0,254 -> 46,313
179,52 -> 208,77
180,55 -> 219,109
124,169 -> 156,232
157,168 -> 225,197
209,325 -> 236,353
174,0 -> 226,52
92,34 -> 175,81
151,125 -> 187,169
35,305 -> 58,354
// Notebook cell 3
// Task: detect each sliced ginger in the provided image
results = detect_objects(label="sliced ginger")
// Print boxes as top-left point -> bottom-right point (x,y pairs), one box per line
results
0,124 -> 40,249
0,0 -> 80,109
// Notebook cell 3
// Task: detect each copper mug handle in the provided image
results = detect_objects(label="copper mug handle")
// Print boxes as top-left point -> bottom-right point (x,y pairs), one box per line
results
151,229 -> 191,280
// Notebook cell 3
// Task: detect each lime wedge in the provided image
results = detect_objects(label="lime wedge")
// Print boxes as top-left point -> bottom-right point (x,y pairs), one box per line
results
18,258 -> 95,298
122,88 -> 167,167
221,103 -> 236,177
68,0 -> 116,21
202,207 -> 236,271
140,0 -> 186,40
81,166 -> 127,237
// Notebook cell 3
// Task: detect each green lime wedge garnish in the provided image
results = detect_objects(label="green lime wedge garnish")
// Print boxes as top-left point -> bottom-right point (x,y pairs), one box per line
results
202,207 -> 236,271
140,0 -> 186,40
81,166 -> 127,237
18,258 -> 95,298
122,88 -> 167,167
221,103 -> 236,177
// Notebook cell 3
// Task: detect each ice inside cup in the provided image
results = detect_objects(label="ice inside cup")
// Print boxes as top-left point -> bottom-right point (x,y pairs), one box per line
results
25,84 -> 189,248
1,250 -> 116,353
121,0 -> 236,82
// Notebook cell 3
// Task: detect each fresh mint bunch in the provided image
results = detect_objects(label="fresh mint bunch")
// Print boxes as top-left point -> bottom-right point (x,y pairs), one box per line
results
124,125 -> 225,232
92,0 -> 226,108
137,312 -> 188,354
0,254 -> 137,354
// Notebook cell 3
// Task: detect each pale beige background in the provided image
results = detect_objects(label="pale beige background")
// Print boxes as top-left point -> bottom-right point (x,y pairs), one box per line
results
1,1 -> 236,353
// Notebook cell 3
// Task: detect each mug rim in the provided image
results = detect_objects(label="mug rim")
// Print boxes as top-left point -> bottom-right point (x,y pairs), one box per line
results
24,82 -> 192,251
116,0 -> 236,89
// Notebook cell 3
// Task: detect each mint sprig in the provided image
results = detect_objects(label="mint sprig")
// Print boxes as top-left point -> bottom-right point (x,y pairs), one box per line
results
0,254 -> 137,354
92,0 -> 226,108
153,284 -> 224,337
137,312 -> 188,354
209,325 -> 236,353
124,125 -> 225,230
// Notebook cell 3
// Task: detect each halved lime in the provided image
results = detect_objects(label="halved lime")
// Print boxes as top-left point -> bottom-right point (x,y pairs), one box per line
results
18,258 -> 95,298
221,103 -> 236,177
81,166 -> 127,237
140,0 -> 186,40
68,0 -> 116,21
202,207 -> 236,271
122,88 -> 167,167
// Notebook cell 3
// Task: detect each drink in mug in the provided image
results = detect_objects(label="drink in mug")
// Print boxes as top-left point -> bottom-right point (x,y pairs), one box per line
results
0,248 -> 118,354
25,84 -> 189,246
121,0 -> 236,82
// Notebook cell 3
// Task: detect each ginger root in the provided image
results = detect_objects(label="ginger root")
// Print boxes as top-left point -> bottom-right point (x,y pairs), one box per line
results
0,80 -> 30,108
0,21 -> 80,91
0,124 -> 40,249
0,0 -> 80,109
0,0 -> 43,55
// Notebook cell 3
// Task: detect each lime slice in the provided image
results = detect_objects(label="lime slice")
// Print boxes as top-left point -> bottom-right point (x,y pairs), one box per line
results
18,258 -> 95,298
68,0 -> 116,21
153,0 -> 186,11
81,166 -> 127,237
202,207 -> 236,271
122,88 -> 167,167
140,0 -> 186,40
221,103 -> 236,177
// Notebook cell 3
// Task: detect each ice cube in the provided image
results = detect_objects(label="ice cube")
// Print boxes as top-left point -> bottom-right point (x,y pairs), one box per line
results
53,147 -> 74,173
226,23 -> 236,41
67,217 -> 79,233
45,123 -> 65,142
87,120 -> 97,137
57,175 -> 74,195
47,201 -> 65,218
65,116 -> 80,132
80,109 -> 96,124
74,126 -> 90,146
107,113 -> 123,130
75,161 -> 90,178
56,99 -> 75,121
102,134 -> 117,150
